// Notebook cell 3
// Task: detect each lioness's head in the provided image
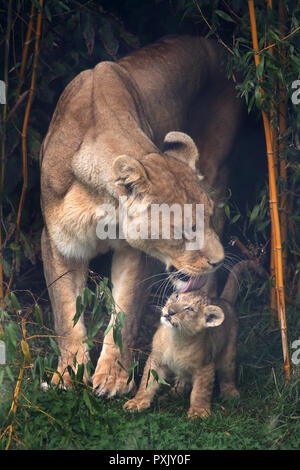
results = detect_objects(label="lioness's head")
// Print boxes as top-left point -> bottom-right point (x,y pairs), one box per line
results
161,290 -> 224,335
113,131 -> 224,292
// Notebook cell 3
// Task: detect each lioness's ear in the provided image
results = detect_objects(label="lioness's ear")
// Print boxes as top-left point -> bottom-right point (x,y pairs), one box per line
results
113,155 -> 149,196
203,305 -> 224,328
163,131 -> 203,179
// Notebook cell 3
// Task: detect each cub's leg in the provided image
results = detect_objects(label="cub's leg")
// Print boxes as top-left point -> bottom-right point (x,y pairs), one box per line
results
124,356 -> 167,412
188,363 -> 215,418
93,246 -> 153,397
41,228 -> 90,388
172,376 -> 191,395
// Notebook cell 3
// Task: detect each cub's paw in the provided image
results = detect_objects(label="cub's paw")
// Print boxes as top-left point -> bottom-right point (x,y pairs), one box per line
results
123,398 -> 150,412
187,407 -> 210,419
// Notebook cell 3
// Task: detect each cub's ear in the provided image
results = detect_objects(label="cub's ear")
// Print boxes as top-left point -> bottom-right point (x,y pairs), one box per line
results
163,131 -> 203,179
203,305 -> 224,328
113,155 -> 149,196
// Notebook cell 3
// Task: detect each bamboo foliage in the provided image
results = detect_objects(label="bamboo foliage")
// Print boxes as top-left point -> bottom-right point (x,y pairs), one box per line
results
248,0 -> 290,381
3,1 -> 43,297
16,1 -> 44,236
0,0 -> 12,305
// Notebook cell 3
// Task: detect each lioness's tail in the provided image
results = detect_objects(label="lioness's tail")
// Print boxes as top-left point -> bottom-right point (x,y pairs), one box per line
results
221,260 -> 267,305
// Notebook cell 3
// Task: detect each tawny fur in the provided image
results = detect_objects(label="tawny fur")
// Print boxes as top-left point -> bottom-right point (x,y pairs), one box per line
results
124,290 -> 238,418
124,260 -> 265,416
40,36 -> 242,394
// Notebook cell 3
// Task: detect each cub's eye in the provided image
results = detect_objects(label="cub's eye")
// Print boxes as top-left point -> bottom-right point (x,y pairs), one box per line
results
175,294 -> 179,301
184,306 -> 194,312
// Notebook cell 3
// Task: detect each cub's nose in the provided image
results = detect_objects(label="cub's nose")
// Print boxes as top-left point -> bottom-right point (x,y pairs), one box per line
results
167,309 -> 176,317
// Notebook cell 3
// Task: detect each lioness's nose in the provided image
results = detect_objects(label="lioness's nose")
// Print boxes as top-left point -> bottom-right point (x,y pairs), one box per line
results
208,260 -> 223,269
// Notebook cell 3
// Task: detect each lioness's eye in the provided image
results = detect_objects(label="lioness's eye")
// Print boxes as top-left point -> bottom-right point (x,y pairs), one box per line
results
184,306 -> 194,312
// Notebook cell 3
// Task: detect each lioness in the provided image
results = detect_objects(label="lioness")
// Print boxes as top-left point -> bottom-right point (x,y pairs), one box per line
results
124,260 -> 264,417
40,35 -> 241,396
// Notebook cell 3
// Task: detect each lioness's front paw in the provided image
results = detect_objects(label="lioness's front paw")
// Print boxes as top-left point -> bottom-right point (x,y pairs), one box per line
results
50,344 -> 90,389
187,407 -> 210,419
93,358 -> 135,397
123,398 -> 150,412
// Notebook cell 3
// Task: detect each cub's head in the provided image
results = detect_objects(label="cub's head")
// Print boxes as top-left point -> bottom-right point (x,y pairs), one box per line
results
113,131 -> 224,292
161,290 -> 224,335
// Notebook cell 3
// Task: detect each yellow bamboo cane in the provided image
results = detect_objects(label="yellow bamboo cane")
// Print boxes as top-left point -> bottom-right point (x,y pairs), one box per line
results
267,0 -> 278,319
16,0 -> 43,234
278,0 -> 288,279
16,2 -> 35,98
6,1 -> 44,297
248,0 -> 290,381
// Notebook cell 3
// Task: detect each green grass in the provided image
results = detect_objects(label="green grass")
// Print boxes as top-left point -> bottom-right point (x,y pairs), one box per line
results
1,295 -> 300,450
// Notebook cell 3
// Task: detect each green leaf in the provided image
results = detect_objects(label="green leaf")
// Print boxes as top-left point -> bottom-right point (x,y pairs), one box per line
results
103,324 -> 113,337
58,1 -> 70,11
215,9 -> 235,23
44,4 -> 52,22
83,389 -> 95,415
10,292 -> 21,311
113,326 -> 123,355
83,287 -> 93,308
83,338 -> 94,350
0,368 -> 4,387
0,257 -> 11,278
5,365 -> 14,383
7,322 -> 17,349
88,315 -> 104,338
254,85 -> 262,107
127,360 -> 139,385
231,214 -> 241,224
256,56 -> 265,80
76,363 -> 84,382
73,296 -> 83,326
49,337 -> 61,356
249,204 -> 260,226
34,304 -> 43,327
117,311 -> 125,328
21,340 -> 33,364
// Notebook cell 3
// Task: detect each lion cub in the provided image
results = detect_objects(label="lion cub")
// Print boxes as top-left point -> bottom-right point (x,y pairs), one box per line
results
124,289 -> 239,418
124,260 -> 264,417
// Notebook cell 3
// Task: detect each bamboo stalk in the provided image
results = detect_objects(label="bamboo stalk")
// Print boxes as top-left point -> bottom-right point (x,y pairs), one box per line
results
16,1 -> 43,235
16,2 -> 35,98
248,0 -> 290,381
6,1 -> 43,297
267,0 -> 277,319
278,0 -> 288,280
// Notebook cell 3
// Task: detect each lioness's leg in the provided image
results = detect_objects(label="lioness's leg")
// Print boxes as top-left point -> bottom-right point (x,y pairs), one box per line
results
218,340 -> 239,398
93,246 -> 153,397
124,356 -> 166,412
41,228 -> 90,387
188,364 -> 215,418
